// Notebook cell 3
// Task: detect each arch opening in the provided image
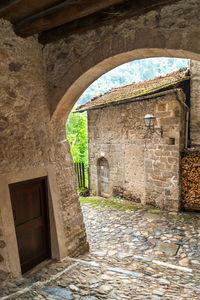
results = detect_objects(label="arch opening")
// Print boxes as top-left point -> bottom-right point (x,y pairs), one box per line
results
65,56 -> 196,211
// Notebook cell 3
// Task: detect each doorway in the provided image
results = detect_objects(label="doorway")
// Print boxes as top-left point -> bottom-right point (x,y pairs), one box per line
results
9,178 -> 50,274
98,157 -> 110,197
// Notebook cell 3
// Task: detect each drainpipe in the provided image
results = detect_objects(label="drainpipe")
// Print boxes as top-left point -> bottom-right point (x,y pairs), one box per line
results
176,89 -> 190,149
185,110 -> 189,148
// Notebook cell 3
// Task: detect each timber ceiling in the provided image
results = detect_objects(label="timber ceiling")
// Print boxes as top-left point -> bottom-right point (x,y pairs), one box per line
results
0,0 -> 179,44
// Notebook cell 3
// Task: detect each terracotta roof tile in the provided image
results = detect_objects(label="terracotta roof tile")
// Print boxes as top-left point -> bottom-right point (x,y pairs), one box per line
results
76,69 -> 189,112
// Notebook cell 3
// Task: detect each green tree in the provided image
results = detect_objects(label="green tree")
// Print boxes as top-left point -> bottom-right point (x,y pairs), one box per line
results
66,110 -> 88,167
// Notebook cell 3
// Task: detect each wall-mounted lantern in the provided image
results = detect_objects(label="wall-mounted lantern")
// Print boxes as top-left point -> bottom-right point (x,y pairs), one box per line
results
144,114 -> 163,137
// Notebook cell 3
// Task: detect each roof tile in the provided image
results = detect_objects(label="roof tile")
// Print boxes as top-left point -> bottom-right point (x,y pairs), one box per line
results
76,69 -> 189,112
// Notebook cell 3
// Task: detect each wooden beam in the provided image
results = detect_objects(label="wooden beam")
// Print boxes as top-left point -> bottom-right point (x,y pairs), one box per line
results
0,0 -> 64,23
14,0 -> 125,37
0,0 -> 65,23
39,0 -> 179,44
0,0 -> 20,14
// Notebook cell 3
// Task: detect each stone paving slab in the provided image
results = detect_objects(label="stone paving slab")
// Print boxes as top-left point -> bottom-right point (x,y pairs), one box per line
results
1,196 -> 200,299
154,242 -> 180,256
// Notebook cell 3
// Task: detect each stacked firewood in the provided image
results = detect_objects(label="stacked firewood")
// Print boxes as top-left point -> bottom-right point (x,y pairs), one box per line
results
181,151 -> 200,210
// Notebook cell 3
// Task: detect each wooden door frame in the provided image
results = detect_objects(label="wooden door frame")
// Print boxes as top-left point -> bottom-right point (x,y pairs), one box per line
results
0,165 -> 67,277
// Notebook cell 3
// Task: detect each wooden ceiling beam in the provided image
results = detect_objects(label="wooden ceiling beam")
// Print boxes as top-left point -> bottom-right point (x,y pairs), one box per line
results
14,0 -> 125,37
0,0 -> 20,14
0,0 -> 64,23
39,0 -> 179,44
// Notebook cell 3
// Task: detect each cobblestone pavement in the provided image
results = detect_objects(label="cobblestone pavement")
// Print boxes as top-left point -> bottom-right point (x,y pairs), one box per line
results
1,197 -> 200,299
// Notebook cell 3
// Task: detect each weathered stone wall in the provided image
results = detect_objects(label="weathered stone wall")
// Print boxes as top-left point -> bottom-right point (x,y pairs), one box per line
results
49,120 -> 88,258
88,101 -> 147,202
190,60 -> 200,147
88,90 -> 186,210
0,20 -> 87,278
43,0 -> 200,119
145,90 -> 186,211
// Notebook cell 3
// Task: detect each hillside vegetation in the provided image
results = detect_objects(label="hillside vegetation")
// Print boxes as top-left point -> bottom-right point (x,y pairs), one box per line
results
77,57 -> 188,105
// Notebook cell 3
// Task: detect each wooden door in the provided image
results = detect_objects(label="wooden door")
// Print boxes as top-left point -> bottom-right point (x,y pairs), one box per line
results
98,158 -> 109,197
9,178 -> 50,274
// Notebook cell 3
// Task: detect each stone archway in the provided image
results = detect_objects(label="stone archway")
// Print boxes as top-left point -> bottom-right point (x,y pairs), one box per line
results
45,0 -> 200,217
44,0 -> 200,220
44,0 -> 200,216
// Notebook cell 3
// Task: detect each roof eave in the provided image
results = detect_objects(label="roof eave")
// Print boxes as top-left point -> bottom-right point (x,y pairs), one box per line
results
75,87 -> 185,113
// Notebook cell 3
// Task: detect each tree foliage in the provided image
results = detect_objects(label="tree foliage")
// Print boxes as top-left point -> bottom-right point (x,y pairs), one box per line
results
66,110 -> 88,166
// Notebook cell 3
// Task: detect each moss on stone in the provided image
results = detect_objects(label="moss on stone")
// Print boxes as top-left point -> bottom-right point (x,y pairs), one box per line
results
80,196 -> 148,211
147,208 -> 161,214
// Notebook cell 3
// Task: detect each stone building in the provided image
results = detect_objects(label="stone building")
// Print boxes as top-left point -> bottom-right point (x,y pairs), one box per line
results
0,0 -> 199,280
77,70 -> 190,210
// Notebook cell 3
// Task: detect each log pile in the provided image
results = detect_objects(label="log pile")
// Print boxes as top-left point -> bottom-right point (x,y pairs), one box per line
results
181,150 -> 200,210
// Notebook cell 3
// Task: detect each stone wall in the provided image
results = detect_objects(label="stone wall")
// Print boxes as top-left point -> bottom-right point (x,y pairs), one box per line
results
0,20 -> 88,278
88,89 -> 186,210
144,90 -> 186,211
88,100 -> 147,202
190,60 -> 200,147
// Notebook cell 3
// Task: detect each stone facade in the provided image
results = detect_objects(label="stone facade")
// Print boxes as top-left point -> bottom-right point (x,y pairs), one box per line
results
88,89 -> 186,211
0,20 -> 88,279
